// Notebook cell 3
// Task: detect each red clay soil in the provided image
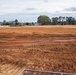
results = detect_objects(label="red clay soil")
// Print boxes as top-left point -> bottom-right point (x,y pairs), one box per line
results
0,26 -> 76,75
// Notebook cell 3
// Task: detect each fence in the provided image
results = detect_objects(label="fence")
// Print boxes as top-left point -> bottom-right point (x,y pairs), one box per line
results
18,68 -> 76,75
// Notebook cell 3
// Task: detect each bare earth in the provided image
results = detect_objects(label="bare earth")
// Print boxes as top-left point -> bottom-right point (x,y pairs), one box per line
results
0,25 -> 76,75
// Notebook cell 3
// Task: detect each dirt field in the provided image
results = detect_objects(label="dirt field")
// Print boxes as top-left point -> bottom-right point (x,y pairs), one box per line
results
0,25 -> 76,75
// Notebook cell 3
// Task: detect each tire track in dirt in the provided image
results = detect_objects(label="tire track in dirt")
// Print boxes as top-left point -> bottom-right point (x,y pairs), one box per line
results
0,27 -> 76,75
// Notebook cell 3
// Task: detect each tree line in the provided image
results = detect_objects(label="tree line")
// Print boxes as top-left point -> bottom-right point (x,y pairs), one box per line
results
37,15 -> 76,25
1,19 -> 35,26
0,15 -> 76,26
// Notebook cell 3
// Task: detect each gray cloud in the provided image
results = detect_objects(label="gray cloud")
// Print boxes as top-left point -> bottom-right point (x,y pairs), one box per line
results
44,0 -> 48,2
26,8 -> 36,10
65,7 -> 76,11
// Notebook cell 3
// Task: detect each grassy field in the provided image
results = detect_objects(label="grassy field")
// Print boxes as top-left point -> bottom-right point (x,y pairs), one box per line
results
0,25 -> 76,75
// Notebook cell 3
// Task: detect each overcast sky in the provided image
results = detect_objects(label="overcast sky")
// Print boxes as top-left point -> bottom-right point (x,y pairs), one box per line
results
0,0 -> 76,22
